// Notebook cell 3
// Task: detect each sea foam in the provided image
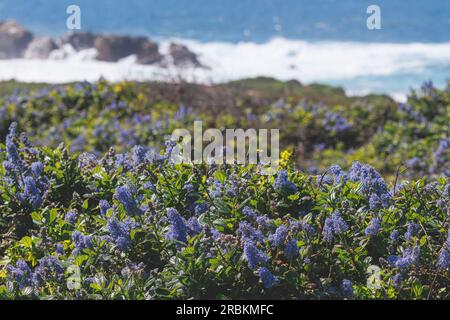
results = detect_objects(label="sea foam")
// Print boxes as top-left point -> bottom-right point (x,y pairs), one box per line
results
0,37 -> 449,100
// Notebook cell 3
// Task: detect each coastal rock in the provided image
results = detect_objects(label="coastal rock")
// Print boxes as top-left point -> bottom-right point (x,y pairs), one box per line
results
95,35 -> 163,64
136,41 -> 164,65
62,32 -> 96,51
24,37 -> 58,59
169,43 -> 202,68
0,20 -> 33,58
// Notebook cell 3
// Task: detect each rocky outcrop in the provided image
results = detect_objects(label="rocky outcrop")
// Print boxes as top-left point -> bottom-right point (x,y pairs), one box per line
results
24,37 -> 58,59
0,20 -> 33,58
0,20 -> 205,68
137,41 -> 164,65
94,35 -> 163,63
62,32 -> 96,51
169,43 -> 202,68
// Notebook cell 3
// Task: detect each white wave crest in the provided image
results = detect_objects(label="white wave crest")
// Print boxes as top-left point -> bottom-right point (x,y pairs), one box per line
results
0,37 -> 449,99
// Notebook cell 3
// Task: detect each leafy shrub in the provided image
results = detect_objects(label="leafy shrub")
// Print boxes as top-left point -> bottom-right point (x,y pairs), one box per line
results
0,80 -> 448,300
0,124 -> 448,299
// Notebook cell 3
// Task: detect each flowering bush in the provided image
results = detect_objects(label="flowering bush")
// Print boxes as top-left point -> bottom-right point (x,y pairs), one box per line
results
0,81 -> 448,300
0,122 -> 448,300
1,80 -> 448,178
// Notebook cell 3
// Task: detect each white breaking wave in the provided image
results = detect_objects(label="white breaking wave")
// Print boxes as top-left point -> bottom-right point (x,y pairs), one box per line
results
0,37 -> 449,99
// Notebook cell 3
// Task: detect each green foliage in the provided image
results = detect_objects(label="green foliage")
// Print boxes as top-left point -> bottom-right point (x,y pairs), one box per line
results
0,80 -> 448,300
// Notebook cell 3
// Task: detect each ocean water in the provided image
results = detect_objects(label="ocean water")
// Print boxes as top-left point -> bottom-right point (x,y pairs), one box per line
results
0,0 -> 449,99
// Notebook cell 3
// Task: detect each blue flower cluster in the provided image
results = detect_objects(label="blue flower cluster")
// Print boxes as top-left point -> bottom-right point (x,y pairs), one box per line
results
238,221 -> 264,244
6,260 -> 32,289
322,111 -> 352,134
390,246 -> 421,270
437,229 -> 450,269
187,217 -> 203,236
99,200 -> 111,215
323,211 -> 348,242
404,223 -> 419,241
341,279 -> 354,297
65,211 -> 78,225
349,161 -> 391,209
6,256 -> 64,290
284,239 -> 299,260
243,241 -> 269,270
273,170 -> 297,196
18,176 -> 43,209
258,267 -> 280,289
115,186 -> 142,216
108,218 -> 135,251
268,225 -> 289,248
4,123 -> 24,173
166,208 -> 188,244
365,218 -> 381,237
32,256 -> 64,287
72,231 -> 93,255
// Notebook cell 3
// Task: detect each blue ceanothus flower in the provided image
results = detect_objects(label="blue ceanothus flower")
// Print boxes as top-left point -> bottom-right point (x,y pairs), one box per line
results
238,221 -> 264,244
194,203 -> 209,215
322,111 -> 352,134
72,231 -> 92,255
115,185 -> 142,216
108,218 -> 135,251
392,273 -> 403,288
187,217 -> 203,236
6,260 -> 32,289
284,239 -> 299,260
18,176 -> 43,209
144,181 -> 157,193
184,183 -> 195,193
131,145 -> 147,165
437,229 -> 450,269
55,244 -> 65,255
268,225 -> 289,248
348,161 -> 391,208
242,206 -> 258,220
99,200 -> 111,215
323,211 -> 348,243
319,164 -> 348,186
291,220 -> 316,235
437,249 -> 449,269
365,218 -> 381,237
390,229 -> 400,242
31,256 -> 65,287
342,279 -> 354,297
4,122 -> 24,173
330,164 -> 348,183
243,241 -> 269,270
258,267 -> 280,289
390,246 -> 421,269
166,208 -> 188,244
65,211 -> 78,224
31,161 -> 44,177
274,170 -> 297,196
404,222 -> 419,241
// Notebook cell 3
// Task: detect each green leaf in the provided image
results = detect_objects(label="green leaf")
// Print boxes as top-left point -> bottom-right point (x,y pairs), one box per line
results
214,171 -> 227,183
214,199 -> 231,214
20,236 -> 33,248
419,235 -> 427,246
49,208 -> 58,224
75,255 -> 89,266
288,194 -> 300,201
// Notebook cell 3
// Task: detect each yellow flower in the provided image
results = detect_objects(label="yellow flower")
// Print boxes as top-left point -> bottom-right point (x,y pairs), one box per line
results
279,149 -> 293,167
113,84 -> 123,94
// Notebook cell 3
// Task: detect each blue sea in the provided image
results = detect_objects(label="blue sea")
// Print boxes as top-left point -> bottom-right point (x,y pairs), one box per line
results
0,0 -> 449,99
